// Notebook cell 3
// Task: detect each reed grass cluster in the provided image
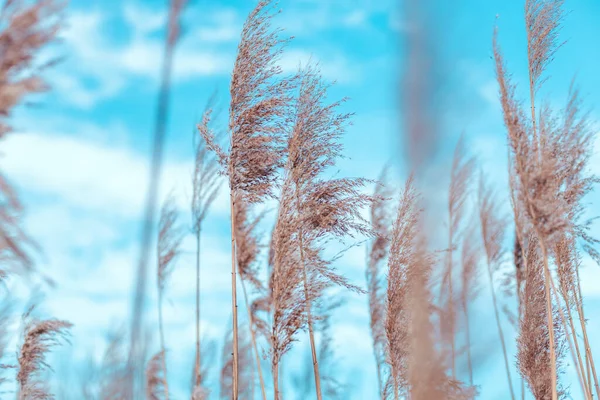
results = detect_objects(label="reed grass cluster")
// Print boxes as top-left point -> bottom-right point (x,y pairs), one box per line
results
0,0 -> 598,399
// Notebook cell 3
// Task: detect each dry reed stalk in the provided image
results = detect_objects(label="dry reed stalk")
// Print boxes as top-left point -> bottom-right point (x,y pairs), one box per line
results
233,194 -> 267,400
477,176 -> 515,400
155,195 -> 183,400
283,64 -> 373,400
553,237 -> 589,389
16,309 -> 72,400
573,264 -> 600,397
400,0 -> 440,173
220,323 -> 254,400
0,0 -> 63,276
128,1 -> 186,396
198,3 -> 294,396
546,241 -> 591,399
366,167 -> 392,398
191,108 -> 221,390
494,27 -> 557,400
315,296 -> 345,399
240,279 -> 266,400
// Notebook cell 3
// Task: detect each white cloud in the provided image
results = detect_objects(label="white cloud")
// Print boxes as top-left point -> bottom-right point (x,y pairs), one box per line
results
123,3 -> 167,35
186,7 -> 240,43
2,130 -> 229,219
53,5 -> 237,109
479,79 -> 500,108
342,10 -> 368,27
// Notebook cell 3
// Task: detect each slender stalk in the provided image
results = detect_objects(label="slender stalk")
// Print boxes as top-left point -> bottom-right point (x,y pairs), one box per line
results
194,230 -> 202,386
484,255 -> 515,400
580,311 -> 599,398
240,278 -> 267,400
555,249 -> 590,397
574,266 -> 600,398
461,299 -> 473,386
293,185 -> 322,400
157,292 -> 170,400
128,2 -> 184,396
273,361 -> 280,400
447,222 -> 456,379
229,190 -> 239,400
548,267 -> 590,400
375,356 -> 383,400
298,224 -> 322,399
586,350 -> 592,398
519,293 -> 525,400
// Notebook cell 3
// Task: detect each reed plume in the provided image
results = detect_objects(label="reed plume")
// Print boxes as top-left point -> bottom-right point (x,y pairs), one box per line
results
154,195 -> 182,400
97,327 -> 129,400
198,2 -> 294,396
385,177 -> 475,399
0,0 -> 63,137
517,235 -> 567,399
292,294 -> 346,399
525,0 -> 564,146
477,176 -> 515,400
459,219 -> 481,386
191,107 -> 221,390
233,194 -> 267,400
281,64 -> 373,400
191,386 -> 209,400
495,2 -> 598,396
366,167 -> 392,398
385,176 -> 419,399
234,195 -> 265,292
146,351 -> 167,400
16,309 -> 72,400
441,135 -> 475,378
269,185 -> 308,400
0,0 -> 63,276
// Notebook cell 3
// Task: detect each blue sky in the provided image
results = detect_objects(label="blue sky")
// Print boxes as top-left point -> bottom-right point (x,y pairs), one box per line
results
2,0 -> 600,398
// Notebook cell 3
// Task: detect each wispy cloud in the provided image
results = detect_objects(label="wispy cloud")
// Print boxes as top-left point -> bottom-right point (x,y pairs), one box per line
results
53,5 -> 238,109
2,128 -> 229,218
